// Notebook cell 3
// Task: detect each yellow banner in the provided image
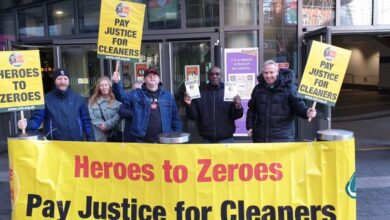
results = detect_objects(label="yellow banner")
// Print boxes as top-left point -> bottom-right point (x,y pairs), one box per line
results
8,140 -> 356,220
97,0 -> 145,62
0,50 -> 44,112
298,41 -> 352,106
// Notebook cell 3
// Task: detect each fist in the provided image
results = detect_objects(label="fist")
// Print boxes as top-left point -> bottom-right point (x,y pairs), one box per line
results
112,72 -> 120,84
18,118 -> 27,130
183,93 -> 191,106
233,95 -> 241,109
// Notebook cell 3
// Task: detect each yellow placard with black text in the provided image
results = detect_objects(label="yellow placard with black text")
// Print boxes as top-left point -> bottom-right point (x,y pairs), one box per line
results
97,0 -> 145,62
0,50 -> 44,113
298,41 -> 351,106
8,140 -> 356,220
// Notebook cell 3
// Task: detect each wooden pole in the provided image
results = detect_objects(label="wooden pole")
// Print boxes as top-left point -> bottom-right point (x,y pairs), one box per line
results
308,101 -> 317,122
20,111 -> 26,134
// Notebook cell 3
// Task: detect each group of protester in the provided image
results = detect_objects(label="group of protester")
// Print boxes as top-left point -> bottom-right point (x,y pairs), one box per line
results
17,60 -> 316,143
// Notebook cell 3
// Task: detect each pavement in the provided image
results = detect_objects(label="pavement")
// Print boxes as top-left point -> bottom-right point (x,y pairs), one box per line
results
0,90 -> 389,219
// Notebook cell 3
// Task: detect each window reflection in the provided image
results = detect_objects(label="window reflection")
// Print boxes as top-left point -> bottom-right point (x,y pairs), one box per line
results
378,0 -> 390,25
340,0 -> 372,25
0,1 -> 14,10
78,0 -> 101,33
18,6 -> 44,38
147,0 -> 180,29
0,13 -> 16,50
303,0 -> 335,26
186,0 -> 219,27
225,0 -> 258,26
48,1 -> 74,36
263,0 -> 297,71
225,31 -> 258,48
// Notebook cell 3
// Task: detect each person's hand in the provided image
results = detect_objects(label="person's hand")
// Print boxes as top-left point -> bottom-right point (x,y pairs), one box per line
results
183,93 -> 191,106
18,119 -> 27,130
98,123 -> 108,132
233,95 -> 241,109
247,128 -> 253,137
112,71 -> 120,84
307,107 -> 317,119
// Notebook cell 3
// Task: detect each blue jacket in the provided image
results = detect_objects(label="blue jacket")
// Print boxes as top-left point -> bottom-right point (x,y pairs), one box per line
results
113,82 -> 182,141
246,69 -> 308,142
27,88 -> 95,141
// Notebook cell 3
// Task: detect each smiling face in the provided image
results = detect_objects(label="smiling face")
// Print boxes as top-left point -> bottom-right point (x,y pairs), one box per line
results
99,79 -> 111,96
263,64 -> 279,85
208,67 -> 221,86
144,73 -> 160,91
55,75 -> 70,92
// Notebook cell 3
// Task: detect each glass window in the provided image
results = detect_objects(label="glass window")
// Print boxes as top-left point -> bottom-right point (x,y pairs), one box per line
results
47,1 -> 74,36
340,0 -> 372,25
18,6 -> 44,38
0,0 -> 14,10
186,0 -> 219,28
264,0 -> 298,71
78,0 -> 101,33
147,0 -> 180,29
225,31 -> 258,48
16,0 -> 39,5
61,45 -> 100,97
378,0 -> 390,25
302,0 -> 335,27
224,0 -> 258,26
0,13 -> 16,50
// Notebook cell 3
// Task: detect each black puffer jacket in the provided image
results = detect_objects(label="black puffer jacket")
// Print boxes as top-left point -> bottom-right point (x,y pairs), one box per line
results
185,83 -> 243,141
246,69 -> 308,142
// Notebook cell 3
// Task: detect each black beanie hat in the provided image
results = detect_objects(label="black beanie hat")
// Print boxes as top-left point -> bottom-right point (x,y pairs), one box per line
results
52,68 -> 70,80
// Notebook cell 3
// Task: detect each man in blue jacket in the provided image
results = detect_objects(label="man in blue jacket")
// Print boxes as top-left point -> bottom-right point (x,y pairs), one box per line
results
18,68 -> 95,141
112,68 -> 182,143
246,60 -> 316,143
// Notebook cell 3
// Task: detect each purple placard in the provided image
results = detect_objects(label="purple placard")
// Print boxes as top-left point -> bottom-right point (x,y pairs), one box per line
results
224,48 -> 258,136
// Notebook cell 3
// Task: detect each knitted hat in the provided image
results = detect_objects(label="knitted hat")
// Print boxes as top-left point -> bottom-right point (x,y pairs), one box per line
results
52,68 -> 70,80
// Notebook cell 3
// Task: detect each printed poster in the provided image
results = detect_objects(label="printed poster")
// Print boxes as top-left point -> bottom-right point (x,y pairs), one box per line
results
298,41 -> 352,106
0,50 -> 44,112
185,65 -> 200,86
97,0 -> 145,62
224,47 -> 258,136
8,139 -> 356,220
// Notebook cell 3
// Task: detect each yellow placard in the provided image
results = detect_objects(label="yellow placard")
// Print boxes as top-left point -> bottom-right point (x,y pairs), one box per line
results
8,140 -> 356,220
0,50 -> 44,112
298,41 -> 352,106
97,0 -> 145,62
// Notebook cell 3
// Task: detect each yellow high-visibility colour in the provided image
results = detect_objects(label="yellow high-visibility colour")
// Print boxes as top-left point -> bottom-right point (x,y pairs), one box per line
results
0,50 -> 44,112
8,140 -> 356,219
97,0 -> 145,62
298,41 -> 352,106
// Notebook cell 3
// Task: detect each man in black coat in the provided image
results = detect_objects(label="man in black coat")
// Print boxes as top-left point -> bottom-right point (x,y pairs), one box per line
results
246,60 -> 316,143
184,66 -> 243,143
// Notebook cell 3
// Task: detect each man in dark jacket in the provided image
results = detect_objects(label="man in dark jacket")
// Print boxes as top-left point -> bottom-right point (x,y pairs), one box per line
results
246,60 -> 316,143
184,66 -> 243,143
18,68 -> 95,141
112,68 -> 182,143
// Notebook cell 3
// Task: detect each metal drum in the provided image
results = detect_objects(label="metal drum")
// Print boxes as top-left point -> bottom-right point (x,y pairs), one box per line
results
316,129 -> 354,141
8,131 -> 43,141
158,132 -> 191,144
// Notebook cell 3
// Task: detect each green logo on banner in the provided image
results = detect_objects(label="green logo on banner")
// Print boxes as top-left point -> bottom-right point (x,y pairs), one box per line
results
345,172 -> 356,199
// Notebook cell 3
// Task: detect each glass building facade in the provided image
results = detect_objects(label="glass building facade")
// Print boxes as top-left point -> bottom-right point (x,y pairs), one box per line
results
0,0 -> 389,144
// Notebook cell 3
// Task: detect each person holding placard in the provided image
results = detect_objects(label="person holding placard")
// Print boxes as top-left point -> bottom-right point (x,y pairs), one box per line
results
183,66 -> 243,143
17,68 -> 95,141
112,68 -> 182,143
246,60 -> 316,143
